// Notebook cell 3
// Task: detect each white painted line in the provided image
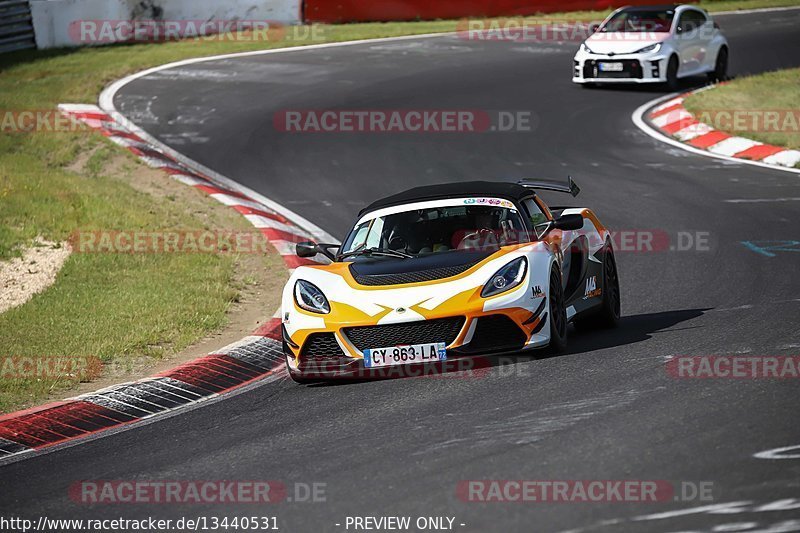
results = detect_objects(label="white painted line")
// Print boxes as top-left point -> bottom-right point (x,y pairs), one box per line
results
706,136 -> 760,156
724,197 -> 800,203
755,444 -> 800,459
632,92 -> 800,176
713,5 -> 800,15
763,150 -> 800,168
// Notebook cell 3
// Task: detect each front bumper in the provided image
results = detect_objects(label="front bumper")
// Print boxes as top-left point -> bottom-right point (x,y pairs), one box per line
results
572,52 -> 668,84
284,306 -> 549,379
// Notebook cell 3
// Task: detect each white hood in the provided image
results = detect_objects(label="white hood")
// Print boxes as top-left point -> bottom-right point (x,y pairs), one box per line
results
584,32 -> 668,55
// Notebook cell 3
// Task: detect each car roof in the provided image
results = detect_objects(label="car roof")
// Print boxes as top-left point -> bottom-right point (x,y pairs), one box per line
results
618,4 -> 679,12
359,181 -> 534,217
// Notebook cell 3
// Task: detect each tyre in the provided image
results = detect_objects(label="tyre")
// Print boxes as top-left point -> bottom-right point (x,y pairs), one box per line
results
547,268 -> 568,353
665,55 -> 680,91
707,47 -> 728,83
596,246 -> 621,327
575,245 -> 621,330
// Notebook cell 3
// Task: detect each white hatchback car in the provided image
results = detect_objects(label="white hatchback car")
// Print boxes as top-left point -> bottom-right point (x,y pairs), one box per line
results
572,4 -> 728,89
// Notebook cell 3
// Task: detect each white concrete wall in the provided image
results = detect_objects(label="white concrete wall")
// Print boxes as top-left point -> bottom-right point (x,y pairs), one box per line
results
31,0 -> 301,49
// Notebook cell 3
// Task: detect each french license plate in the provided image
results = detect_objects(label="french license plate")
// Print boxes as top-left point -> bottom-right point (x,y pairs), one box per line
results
599,62 -> 624,72
364,342 -> 447,368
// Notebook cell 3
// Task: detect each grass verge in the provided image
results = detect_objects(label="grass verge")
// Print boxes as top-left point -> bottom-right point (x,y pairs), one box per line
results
0,0 -> 796,412
684,68 -> 800,154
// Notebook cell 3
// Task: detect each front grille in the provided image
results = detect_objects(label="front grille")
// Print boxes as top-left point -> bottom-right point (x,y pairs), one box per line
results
459,315 -> 527,354
344,317 -> 465,352
583,59 -> 642,79
301,333 -> 345,358
350,264 -> 473,286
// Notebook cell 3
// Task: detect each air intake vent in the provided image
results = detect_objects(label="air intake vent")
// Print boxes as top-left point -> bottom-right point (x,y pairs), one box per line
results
459,315 -> 527,354
344,317 -> 465,352
350,264 -> 473,286
301,333 -> 344,358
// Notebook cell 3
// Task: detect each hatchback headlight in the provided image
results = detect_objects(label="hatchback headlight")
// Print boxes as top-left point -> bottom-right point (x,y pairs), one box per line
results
581,43 -> 595,54
481,257 -> 528,298
635,43 -> 661,54
294,280 -> 330,314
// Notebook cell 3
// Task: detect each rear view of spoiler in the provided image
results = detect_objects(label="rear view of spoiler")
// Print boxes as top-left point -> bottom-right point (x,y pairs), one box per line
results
517,176 -> 580,197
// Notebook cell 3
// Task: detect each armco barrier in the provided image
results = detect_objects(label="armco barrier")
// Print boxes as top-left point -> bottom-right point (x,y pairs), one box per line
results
303,0 -> 663,23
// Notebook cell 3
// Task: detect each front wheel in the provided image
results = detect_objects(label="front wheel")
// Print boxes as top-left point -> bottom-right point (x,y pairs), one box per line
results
547,268 -> 568,353
665,55 -> 680,91
596,246 -> 621,327
575,245 -> 621,330
708,48 -> 728,83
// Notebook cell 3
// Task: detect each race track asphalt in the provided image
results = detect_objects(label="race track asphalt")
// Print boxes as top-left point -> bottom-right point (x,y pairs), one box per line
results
2,8 -> 800,533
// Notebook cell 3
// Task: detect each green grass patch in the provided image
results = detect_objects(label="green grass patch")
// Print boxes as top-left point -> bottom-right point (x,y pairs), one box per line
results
684,68 -> 800,151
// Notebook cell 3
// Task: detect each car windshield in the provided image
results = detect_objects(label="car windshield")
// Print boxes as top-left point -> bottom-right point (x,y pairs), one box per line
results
601,9 -> 674,33
340,199 -> 528,258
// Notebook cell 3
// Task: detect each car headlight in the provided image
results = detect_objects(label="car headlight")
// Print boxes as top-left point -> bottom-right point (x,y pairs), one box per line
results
481,257 -> 528,298
294,280 -> 330,314
635,43 -> 661,54
581,43 -> 595,54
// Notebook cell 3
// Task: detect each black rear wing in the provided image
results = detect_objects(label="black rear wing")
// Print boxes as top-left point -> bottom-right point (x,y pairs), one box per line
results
517,176 -> 580,197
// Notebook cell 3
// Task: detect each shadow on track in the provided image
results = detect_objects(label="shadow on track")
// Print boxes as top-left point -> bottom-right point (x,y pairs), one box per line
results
301,308 -> 708,387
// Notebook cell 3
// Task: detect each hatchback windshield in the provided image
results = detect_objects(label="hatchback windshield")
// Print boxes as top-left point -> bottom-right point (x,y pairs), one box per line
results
601,9 -> 674,33
340,199 -> 528,257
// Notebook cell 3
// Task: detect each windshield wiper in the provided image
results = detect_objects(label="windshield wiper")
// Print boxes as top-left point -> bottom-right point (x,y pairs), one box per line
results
338,247 -> 413,260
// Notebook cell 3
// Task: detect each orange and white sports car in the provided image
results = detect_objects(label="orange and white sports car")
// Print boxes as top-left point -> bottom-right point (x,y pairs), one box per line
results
281,179 -> 620,382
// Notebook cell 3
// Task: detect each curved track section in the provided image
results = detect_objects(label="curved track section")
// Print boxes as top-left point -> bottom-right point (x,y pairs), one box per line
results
2,9 -> 800,533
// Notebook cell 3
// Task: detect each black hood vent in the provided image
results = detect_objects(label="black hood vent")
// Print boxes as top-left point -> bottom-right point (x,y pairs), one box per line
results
348,251 -> 490,287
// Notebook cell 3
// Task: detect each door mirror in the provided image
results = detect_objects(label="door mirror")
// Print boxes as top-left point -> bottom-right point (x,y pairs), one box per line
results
296,241 -> 338,261
296,241 -> 319,258
589,23 -> 599,33
553,214 -> 584,231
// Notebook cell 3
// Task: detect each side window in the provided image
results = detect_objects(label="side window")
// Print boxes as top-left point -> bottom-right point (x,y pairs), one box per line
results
522,198 -> 548,228
678,10 -> 706,33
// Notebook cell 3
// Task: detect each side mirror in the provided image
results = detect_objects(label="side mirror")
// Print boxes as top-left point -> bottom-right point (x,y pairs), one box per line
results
553,214 -> 583,231
589,23 -> 599,33
675,25 -> 684,34
296,241 -> 319,258
295,241 -> 338,261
